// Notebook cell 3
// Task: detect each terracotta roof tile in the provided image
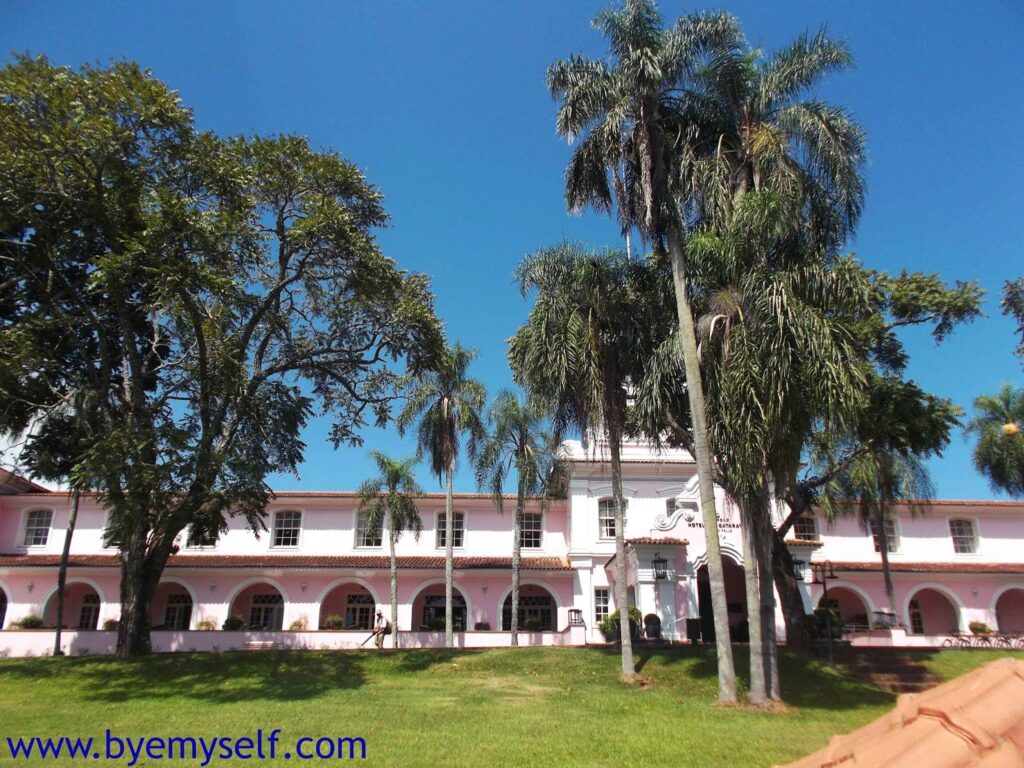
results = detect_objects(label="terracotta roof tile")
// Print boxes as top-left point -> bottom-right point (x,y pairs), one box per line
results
785,539 -> 824,547
781,659 -> 1024,767
831,561 -> 1024,575
0,553 -> 571,571
626,537 -> 689,546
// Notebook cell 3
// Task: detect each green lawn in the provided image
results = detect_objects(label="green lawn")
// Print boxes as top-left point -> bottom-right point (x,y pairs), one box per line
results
0,646 -> 1020,767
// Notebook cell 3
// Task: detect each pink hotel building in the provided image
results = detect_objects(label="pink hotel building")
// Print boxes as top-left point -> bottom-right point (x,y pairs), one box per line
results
0,439 -> 1022,656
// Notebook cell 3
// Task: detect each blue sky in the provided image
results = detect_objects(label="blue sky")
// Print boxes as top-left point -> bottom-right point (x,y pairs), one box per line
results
4,1 -> 1022,499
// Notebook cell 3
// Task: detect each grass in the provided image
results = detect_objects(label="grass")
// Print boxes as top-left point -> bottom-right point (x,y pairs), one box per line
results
0,646 -> 1020,767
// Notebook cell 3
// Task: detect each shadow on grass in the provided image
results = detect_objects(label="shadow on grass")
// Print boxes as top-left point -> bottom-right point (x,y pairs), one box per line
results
632,644 -> 894,711
0,651 -> 369,704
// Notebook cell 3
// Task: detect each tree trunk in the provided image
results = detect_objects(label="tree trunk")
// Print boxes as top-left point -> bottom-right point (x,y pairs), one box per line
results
666,222 -> 736,702
771,528 -> 811,655
756,502 -> 780,701
54,491 -> 81,656
115,530 -> 167,657
609,436 -> 635,679
740,499 -> 766,704
511,476 -> 525,647
390,528 -> 399,650
445,460 -> 455,648
876,510 -> 896,612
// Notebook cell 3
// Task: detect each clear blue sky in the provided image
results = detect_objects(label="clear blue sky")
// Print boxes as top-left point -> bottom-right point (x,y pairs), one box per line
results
5,1 -> 1022,499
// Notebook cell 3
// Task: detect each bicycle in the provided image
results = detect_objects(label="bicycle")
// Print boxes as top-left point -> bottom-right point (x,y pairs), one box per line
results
941,631 -> 971,649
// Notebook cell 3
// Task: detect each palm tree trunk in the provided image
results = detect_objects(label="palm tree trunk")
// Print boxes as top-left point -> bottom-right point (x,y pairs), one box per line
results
756,503 -> 781,701
876,510 -> 896,613
609,435 -> 635,679
390,528 -> 399,650
666,222 -> 736,702
511,476 -> 525,647
54,490 -> 81,656
445,459 -> 455,648
740,499 -> 766,704
771,529 -> 812,655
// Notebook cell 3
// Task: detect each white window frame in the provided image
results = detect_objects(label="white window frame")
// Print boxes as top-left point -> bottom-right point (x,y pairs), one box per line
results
355,511 -> 383,549
271,510 -> 303,549
520,511 -> 543,549
20,508 -> 54,548
793,515 -> 818,542
435,510 -> 465,550
598,498 -> 626,540
183,524 -> 217,551
949,518 -> 979,555
870,518 -> 900,555
594,587 -> 610,625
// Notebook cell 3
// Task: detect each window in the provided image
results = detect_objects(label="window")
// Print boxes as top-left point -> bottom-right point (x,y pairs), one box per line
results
249,593 -> 283,630
356,512 -> 382,548
594,588 -> 609,625
435,512 -> 464,549
78,594 -> 100,630
22,509 -> 53,547
598,499 -> 626,539
520,513 -> 542,549
272,511 -> 301,548
345,593 -> 375,629
793,515 -> 818,542
792,559 -> 808,582
185,526 -> 216,549
909,599 -> 924,634
502,592 -> 555,631
949,519 -> 977,554
163,594 -> 192,630
870,519 -> 899,554
422,594 -> 466,631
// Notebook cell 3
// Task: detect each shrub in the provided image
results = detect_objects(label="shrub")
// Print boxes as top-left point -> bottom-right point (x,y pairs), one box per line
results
809,608 -> 842,639
521,617 -> 544,632
102,618 -> 119,631
195,619 -> 216,631
17,615 -> 44,629
221,614 -> 246,631
598,606 -> 642,642
321,614 -> 344,630
474,622 -> 491,631
289,619 -> 307,631
969,621 -> 993,635
427,618 -> 446,631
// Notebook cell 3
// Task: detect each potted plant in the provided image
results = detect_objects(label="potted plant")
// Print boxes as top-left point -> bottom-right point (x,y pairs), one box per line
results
969,621 -> 993,636
221,614 -> 246,631
320,614 -> 344,630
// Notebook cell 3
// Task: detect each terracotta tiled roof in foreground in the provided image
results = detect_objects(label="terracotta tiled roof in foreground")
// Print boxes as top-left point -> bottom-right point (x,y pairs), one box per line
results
832,561 -> 1024,575
0,553 -> 571,571
784,539 -> 824,547
782,658 -> 1024,767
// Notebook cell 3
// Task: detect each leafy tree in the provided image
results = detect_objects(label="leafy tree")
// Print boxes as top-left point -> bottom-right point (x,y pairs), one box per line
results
966,383 -> 1024,498
1003,278 -> 1024,362
509,244 -> 672,679
357,451 -> 424,649
396,343 -> 486,647
0,56 -> 442,656
475,390 -> 566,646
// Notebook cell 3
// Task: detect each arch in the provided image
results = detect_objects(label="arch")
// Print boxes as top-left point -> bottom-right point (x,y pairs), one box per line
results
494,578 -> 564,619
690,545 -> 744,571
41,579 -> 106,629
695,554 -> 747,643
225,577 -> 289,631
816,584 -> 874,624
407,579 -> 473,632
317,581 -> 380,629
499,583 -> 558,631
152,579 -> 197,630
314,576 -> 381,609
223,576 -> 291,608
992,585 -> 1024,633
904,583 -> 964,634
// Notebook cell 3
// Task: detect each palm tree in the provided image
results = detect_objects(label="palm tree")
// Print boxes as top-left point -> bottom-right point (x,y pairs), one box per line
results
357,451 -> 424,649
966,383 -> 1024,498
475,391 -> 567,646
396,343 -> 486,647
548,0 -> 742,701
509,244 -> 672,679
